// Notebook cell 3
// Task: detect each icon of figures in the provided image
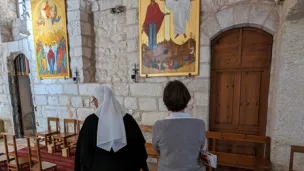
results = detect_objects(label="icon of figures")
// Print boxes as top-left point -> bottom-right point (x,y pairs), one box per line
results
164,0 -> 192,38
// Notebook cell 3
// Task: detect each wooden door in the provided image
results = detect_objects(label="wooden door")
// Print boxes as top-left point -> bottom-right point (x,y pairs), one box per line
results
210,28 -> 272,160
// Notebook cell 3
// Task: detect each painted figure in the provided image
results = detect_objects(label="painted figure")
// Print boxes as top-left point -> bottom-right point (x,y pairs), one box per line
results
173,61 -> 182,69
37,13 -> 45,26
43,1 -> 52,19
169,60 -> 174,70
57,37 -> 67,73
43,43 -> 49,73
165,0 -> 192,38
61,38 -> 67,73
51,5 -> 61,25
157,60 -> 161,70
188,47 -> 195,63
48,45 -> 55,74
36,41 -> 44,73
142,0 -> 169,49
152,59 -> 157,69
52,41 -> 58,72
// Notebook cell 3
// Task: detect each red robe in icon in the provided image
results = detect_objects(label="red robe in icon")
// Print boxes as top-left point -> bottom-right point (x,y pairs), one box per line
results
143,2 -> 165,36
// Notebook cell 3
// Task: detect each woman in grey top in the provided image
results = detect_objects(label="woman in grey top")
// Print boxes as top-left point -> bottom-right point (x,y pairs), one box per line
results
152,80 -> 206,171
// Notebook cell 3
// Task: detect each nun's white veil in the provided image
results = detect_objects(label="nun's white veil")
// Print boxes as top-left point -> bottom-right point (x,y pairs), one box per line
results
93,85 -> 127,152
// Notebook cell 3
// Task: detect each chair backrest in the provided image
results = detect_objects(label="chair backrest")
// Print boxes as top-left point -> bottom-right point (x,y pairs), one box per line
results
63,119 -> 77,134
25,136 -> 42,170
206,131 -> 271,170
139,125 -> 159,160
1,133 -> 19,168
77,120 -> 84,134
289,145 -> 304,171
47,117 -> 60,132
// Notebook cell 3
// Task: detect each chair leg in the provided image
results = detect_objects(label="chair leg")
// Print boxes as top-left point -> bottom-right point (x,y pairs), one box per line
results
45,135 -> 48,148
54,139 -> 57,153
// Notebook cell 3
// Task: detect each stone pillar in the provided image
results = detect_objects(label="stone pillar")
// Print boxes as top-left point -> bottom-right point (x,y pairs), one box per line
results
67,0 -> 95,83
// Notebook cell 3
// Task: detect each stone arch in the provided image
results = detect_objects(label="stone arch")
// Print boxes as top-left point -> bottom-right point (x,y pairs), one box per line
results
7,52 -> 30,74
198,2 -> 279,77
200,3 -> 279,42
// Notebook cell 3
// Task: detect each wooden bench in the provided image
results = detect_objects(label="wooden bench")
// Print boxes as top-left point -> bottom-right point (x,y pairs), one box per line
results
139,125 -> 159,171
206,131 -> 271,171
289,145 -> 304,171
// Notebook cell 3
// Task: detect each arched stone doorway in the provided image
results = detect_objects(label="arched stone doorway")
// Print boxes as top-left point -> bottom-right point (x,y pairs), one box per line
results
8,53 -> 36,137
209,27 -> 273,169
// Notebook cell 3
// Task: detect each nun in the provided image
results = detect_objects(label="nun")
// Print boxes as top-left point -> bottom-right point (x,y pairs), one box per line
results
75,85 -> 148,171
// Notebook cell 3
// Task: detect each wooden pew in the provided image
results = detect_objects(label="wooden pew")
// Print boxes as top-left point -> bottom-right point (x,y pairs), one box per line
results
139,125 -> 159,171
206,131 -> 271,171
289,145 -> 304,171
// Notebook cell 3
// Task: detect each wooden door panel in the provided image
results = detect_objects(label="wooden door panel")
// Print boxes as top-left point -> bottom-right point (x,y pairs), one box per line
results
213,45 -> 240,69
214,29 -> 240,45
210,27 -> 272,161
241,28 -> 272,68
239,71 -> 262,127
212,28 -> 241,70
215,72 -> 235,125
242,28 -> 273,45
241,44 -> 272,68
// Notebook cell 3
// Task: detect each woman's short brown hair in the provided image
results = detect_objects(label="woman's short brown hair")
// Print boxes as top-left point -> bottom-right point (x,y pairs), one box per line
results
163,80 -> 191,112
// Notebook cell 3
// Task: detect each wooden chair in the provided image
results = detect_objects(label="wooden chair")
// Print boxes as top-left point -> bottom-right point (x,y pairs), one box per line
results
0,152 -> 12,169
1,133 -> 29,171
139,125 -> 159,171
206,131 -> 271,171
36,117 -> 60,149
25,136 -> 57,171
52,119 -> 77,157
66,120 -> 84,150
289,145 -> 304,171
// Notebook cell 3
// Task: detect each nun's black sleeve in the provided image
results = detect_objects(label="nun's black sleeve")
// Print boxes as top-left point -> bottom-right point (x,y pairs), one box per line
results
74,114 -> 98,171
123,114 -> 149,171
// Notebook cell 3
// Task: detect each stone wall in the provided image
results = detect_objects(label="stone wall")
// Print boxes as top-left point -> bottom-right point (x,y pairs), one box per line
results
0,0 -> 18,42
267,0 -> 304,169
0,38 -> 32,133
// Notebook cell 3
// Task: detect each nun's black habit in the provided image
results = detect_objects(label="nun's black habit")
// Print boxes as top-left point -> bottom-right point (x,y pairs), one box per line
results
75,113 -> 148,171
